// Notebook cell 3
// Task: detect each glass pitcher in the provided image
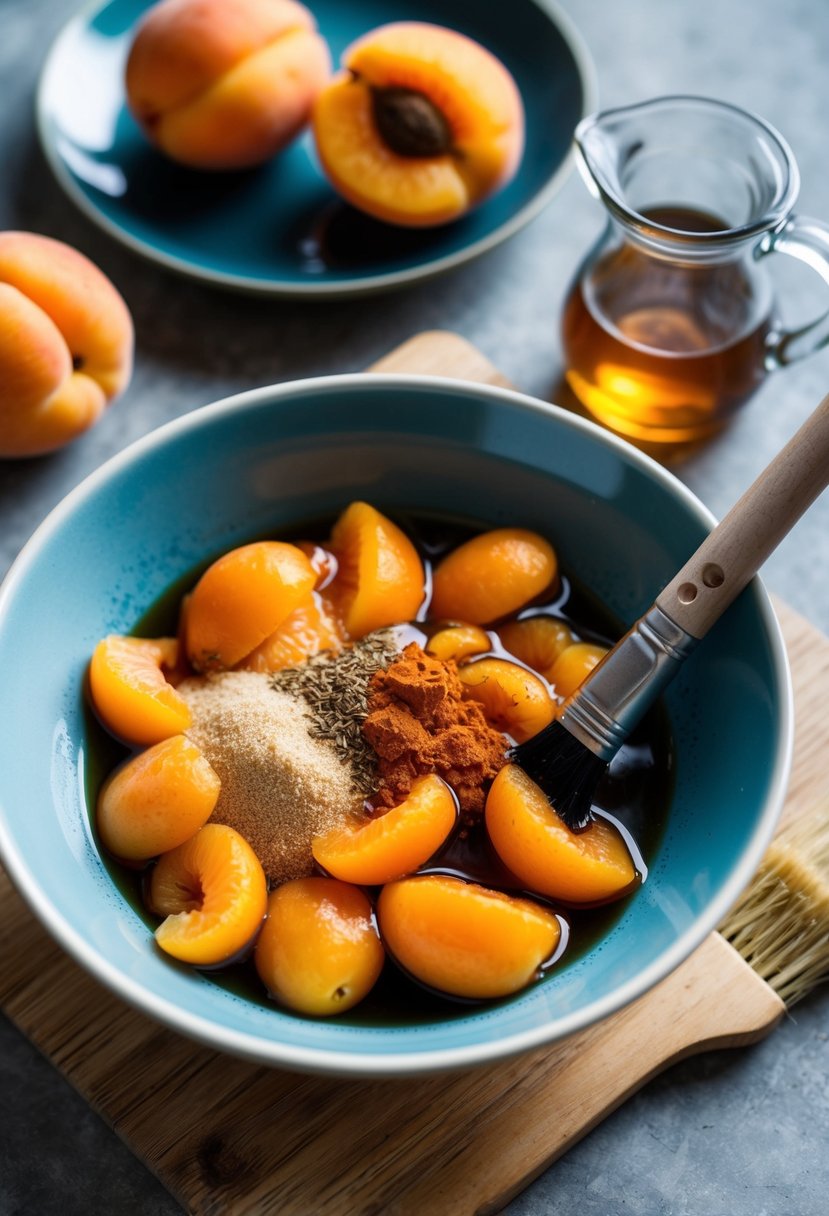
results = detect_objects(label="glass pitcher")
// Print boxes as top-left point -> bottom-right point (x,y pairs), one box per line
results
561,95 -> 829,451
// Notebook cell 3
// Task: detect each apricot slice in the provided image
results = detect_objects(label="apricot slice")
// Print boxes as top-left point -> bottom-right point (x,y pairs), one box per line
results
485,765 -> 637,904
237,591 -> 343,672
149,823 -> 267,965
548,642 -> 609,700
254,877 -> 384,1015
425,624 -> 491,663
97,734 -> 220,862
377,875 -> 559,1000
327,501 -> 425,639
458,657 -> 555,743
89,634 -> 191,745
431,529 -> 557,625
313,23 -> 524,227
498,616 -> 574,680
312,774 -> 457,885
185,541 -> 315,672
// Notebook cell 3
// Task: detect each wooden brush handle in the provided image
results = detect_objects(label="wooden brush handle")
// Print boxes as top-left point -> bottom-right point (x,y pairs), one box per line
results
656,392 -> 829,638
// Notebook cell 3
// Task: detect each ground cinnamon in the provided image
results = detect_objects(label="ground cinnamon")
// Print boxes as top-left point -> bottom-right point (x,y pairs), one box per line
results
363,642 -> 508,815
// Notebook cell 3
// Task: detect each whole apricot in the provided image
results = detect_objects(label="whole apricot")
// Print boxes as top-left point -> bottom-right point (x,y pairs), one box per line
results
548,642 -> 609,700
0,232 -> 133,457
149,822 -> 267,964
377,875 -> 560,1000
313,22 -> 524,227
97,734 -> 221,862
254,878 -> 384,1015
498,616 -> 574,681
125,0 -> 331,170
430,529 -> 557,625
485,765 -> 637,904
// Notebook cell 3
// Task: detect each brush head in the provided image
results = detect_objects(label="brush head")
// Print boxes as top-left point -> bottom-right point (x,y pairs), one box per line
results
509,718 -> 609,832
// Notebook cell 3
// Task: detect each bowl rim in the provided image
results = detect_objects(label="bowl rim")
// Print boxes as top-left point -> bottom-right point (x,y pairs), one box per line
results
35,0 -> 598,299
0,373 -> 793,1076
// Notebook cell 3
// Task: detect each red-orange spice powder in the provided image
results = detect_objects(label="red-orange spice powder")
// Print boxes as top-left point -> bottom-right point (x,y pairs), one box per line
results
362,642 -> 509,815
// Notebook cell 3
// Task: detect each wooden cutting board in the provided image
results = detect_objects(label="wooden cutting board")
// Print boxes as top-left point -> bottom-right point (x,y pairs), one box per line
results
3,330 -> 826,1216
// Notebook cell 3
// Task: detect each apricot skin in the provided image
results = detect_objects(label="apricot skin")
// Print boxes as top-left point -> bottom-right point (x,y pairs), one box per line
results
97,734 -> 221,862
0,232 -> 133,457
126,0 -> 331,170
485,765 -> 637,904
377,875 -> 560,1000
254,878 -> 384,1015
431,529 -> 557,625
313,22 -> 524,227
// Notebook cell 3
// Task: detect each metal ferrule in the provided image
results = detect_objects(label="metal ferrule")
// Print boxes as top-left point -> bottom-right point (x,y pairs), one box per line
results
558,604 -> 699,761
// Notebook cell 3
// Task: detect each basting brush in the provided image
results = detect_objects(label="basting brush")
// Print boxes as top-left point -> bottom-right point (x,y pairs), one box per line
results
512,391 -> 829,831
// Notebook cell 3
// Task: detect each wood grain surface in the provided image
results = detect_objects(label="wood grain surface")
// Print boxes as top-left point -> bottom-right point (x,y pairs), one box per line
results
3,331 -> 825,1216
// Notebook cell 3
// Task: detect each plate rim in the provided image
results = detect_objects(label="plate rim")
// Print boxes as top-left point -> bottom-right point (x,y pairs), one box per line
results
0,372 -> 793,1077
34,0 -> 598,298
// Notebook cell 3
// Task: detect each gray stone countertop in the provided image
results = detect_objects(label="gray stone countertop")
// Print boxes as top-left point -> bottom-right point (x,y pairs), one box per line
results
1,0 -> 828,1213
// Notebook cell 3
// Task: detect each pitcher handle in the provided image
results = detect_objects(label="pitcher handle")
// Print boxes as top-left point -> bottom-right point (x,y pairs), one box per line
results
759,215 -> 829,367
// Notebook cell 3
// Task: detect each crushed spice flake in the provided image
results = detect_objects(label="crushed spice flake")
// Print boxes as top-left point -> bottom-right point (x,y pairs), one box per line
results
269,629 -> 401,794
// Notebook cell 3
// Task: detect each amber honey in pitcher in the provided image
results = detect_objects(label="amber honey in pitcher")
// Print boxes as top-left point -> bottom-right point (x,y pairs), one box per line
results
562,206 -> 774,448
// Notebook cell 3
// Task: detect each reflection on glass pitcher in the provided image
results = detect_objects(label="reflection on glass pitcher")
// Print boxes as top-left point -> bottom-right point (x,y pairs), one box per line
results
561,96 -> 829,451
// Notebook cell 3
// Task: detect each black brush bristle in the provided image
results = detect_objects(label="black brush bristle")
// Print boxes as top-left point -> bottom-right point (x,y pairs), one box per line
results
509,718 -> 608,832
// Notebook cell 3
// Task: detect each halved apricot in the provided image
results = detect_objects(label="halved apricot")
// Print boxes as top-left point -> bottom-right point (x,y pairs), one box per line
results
377,875 -> 560,1000
458,657 -> 555,743
237,591 -> 343,672
149,823 -> 267,965
498,616 -> 574,680
485,765 -> 637,904
313,22 -> 524,227
312,773 -> 457,885
430,529 -> 557,625
425,624 -> 491,663
185,541 -> 315,672
89,634 -> 191,745
97,734 -> 220,861
548,642 -> 609,700
254,877 -> 384,1015
327,501 -> 425,638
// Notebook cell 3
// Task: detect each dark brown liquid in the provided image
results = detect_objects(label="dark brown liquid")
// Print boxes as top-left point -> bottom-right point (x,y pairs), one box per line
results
84,510 -> 674,1026
562,206 -> 773,451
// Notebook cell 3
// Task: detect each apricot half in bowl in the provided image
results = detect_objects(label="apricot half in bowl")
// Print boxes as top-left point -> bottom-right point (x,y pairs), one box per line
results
0,376 -> 790,1075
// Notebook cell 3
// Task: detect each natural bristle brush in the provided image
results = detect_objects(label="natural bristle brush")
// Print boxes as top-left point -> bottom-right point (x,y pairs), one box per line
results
511,391 -> 829,831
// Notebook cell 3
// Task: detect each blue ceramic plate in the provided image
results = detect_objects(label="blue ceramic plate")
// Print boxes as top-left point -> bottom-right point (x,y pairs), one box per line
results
36,0 -> 594,297
0,377 -> 791,1076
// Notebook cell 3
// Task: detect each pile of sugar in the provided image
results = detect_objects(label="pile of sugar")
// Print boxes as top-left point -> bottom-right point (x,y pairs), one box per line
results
179,671 -> 366,884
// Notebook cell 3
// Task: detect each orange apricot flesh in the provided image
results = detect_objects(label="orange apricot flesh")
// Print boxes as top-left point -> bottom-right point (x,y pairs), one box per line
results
425,624 -> 491,663
89,634 -> 191,745
548,642 -> 609,700
485,765 -> 637,904
327,501 -> 425,639
377,875 -> 560,1000
149,823 -> 267,965
430,529 -> 557,625
185,540 -> 315,672
97,734 -> 220,862
498,616 -> 574,681
254,878 -> 384,1015
312,773 -> 457,885
237,591 -> 343,672
458,657 -> 555,743
313,22 -> 524,227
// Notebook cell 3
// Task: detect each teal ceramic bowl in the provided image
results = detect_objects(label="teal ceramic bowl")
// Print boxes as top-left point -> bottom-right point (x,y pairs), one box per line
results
0,378 -> 791,1076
